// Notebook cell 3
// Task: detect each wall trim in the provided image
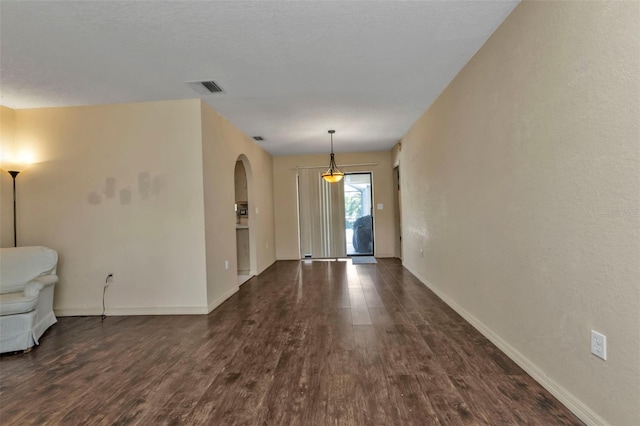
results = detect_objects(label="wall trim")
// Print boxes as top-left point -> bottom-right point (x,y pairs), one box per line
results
274,256 -> 400,261
374,252 -> 395,258
257,258 -> 278,275
207,286 -> 239,313
55,281 -> 243,317
55,305 -> 210,317
403,263 -> 608,426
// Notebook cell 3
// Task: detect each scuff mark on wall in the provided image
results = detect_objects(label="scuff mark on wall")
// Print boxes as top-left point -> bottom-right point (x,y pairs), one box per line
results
88,191 -> 102,205
104,177 -> 117,198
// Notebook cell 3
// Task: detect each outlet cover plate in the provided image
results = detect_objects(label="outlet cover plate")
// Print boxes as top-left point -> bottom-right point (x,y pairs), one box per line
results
591,330 -> 607,360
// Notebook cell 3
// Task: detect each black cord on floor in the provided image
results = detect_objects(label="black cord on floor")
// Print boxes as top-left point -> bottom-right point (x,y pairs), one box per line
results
101,274 -> 112,321
101,285 -> 108,321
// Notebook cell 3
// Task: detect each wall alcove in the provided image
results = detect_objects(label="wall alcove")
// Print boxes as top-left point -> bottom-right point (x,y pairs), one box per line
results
234,155 -> 255,284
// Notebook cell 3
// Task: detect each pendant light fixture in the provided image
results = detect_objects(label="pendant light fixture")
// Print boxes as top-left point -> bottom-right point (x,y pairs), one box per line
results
321,130 -> 344,183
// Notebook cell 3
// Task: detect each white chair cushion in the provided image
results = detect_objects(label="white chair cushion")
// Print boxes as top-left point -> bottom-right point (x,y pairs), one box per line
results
0,246 -> 58,294
0,292 -> 38,316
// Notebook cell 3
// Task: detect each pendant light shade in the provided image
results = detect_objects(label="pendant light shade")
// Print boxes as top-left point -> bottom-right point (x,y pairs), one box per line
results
321,130 -> 344,183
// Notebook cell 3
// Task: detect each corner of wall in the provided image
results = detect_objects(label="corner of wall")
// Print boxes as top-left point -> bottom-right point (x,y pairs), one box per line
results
0,106 -> 17,248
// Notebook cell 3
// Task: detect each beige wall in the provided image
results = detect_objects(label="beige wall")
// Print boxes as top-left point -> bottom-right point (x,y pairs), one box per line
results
398,2 -> 639,425
273,151 -> 395,260
3,99 -> 276,315
201,102 -> 276,309
0,106 -> 17,247
12,100 -> 210,315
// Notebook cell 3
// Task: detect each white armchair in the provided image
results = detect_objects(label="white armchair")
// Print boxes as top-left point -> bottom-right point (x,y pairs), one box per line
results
0,246 -> 58,353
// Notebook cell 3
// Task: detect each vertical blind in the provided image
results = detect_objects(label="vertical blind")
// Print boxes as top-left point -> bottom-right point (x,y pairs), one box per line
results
298,168 -> 346,258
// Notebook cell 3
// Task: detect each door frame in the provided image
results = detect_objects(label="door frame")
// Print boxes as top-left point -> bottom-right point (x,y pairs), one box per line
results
393,166 -> 402,260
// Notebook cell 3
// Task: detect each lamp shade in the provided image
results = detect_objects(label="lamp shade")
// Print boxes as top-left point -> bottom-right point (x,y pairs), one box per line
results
322,172 -> 344,183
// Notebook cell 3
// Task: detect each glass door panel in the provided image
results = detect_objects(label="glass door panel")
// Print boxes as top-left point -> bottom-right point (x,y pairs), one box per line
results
344,173 -> 373,256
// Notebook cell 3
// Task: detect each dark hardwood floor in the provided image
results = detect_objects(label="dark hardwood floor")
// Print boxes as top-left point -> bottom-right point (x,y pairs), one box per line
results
0,259 -> 582,425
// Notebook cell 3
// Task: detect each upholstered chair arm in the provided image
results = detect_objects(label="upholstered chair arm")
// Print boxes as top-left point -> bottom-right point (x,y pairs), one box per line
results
23,275 -> 58,297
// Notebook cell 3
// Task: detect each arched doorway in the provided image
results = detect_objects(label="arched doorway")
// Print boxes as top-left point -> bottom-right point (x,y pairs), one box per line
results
234,155 -> 256,284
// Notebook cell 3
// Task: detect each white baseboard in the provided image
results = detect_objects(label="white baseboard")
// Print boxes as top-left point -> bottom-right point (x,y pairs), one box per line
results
373,252 -> 395,258
55,287 -> 241,317
55,305 -> 209,317
257,258 -> 277,274
403,263 -> 607,426
207,286 -> 239,313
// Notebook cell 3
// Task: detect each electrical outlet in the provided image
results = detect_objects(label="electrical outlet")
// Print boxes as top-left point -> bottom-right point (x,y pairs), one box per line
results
224,260 -> 229,271
591,330 -> 607,360
105,273 -> 114,285
420,248 -> 424,257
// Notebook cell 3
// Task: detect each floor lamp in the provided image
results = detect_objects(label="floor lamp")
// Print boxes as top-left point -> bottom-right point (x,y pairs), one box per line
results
2,165 -> 26,247
8,170 -> 20,247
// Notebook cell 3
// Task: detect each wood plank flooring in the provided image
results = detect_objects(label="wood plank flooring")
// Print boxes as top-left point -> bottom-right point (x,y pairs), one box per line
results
0,259 -> 583,425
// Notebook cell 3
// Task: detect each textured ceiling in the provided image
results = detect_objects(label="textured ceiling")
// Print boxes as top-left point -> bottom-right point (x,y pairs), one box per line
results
0,1 -> 519,155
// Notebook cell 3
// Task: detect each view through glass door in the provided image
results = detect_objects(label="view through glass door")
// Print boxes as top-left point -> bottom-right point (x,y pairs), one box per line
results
345,173 -> 374,256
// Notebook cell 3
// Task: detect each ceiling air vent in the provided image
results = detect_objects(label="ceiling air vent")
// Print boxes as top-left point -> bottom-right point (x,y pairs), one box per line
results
186,80 -> 224,95
200,81 -> 223,93
253,136 -> 264,141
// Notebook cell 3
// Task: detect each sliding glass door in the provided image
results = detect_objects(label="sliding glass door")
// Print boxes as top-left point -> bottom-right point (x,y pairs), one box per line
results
297,170 -> 374,258
345,173 -> 373,256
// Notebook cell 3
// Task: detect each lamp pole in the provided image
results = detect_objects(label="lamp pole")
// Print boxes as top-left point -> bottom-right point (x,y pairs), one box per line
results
8,170 -> 19,247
